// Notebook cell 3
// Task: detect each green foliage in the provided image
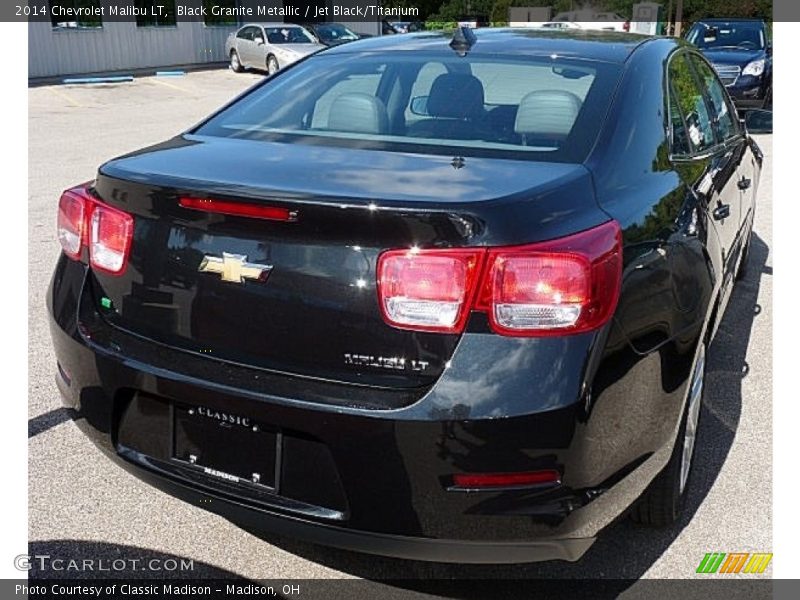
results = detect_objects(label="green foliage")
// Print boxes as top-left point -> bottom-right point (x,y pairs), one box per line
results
415,0 -> 772,25
383,0 -> 446,21
203,0 -> 236,26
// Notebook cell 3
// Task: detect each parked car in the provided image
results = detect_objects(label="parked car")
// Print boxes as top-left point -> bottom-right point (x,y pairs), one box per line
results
50,29 -> 761,564
387,20 -> 424,33
225,23 -> 325,75
457,15 -> 490,28
685,19 -> 772,109
305,22 -> 362,47
552,10 -> 630,32
539,21 -> 583,30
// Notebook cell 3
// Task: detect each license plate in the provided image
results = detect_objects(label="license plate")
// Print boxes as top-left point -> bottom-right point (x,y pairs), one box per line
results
173,404 -> 277,488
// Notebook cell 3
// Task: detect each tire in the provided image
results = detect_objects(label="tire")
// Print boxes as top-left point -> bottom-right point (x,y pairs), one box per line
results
631,340 -> 706,526
267,55 -> 279,76
230,50 -> 243,73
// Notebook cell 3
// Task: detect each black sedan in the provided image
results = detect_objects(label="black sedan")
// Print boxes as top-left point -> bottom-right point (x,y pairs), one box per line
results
49,29 -> 760,563
305,22 -> 362,47
685,19 -> 772,109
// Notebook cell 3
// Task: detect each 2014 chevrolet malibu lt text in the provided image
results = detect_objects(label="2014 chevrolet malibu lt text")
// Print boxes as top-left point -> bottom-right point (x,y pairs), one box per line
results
48,29 -> 760,563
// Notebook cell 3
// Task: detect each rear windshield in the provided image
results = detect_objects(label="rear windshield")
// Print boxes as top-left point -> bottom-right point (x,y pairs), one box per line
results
195,52 -> 622,163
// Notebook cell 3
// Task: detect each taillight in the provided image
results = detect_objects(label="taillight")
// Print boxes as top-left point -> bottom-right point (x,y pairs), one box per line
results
479,221 -> 622,336
377,221 -> 622,337
377,248 -> 484,333
57,190 -> 86,259
90,203 -> 134,274
57,185 -> 134,276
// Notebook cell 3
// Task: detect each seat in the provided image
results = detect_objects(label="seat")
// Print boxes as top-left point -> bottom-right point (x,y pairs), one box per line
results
326,93 -> 389,135
407,73 -> 488,140
514,90 -> 583,146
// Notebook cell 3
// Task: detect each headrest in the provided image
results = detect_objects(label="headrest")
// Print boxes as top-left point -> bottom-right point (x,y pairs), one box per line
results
514,90 -> 583,137
427,73 -> 485,119
327,93 -> 389,134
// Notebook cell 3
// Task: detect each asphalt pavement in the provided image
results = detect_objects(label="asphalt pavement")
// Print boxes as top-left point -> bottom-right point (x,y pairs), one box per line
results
28,69 -> 772,591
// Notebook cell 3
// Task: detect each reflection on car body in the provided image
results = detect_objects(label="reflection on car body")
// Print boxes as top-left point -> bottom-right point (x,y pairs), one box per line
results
685,19 -> 772,109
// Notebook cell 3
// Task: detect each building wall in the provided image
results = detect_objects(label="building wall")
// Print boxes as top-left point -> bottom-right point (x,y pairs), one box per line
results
508,6 -> 553,27
28,19 -> 237,79
28,0 -> 382,79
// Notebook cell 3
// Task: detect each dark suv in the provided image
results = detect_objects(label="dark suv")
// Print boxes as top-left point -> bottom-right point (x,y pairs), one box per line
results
685,19 -> 772,109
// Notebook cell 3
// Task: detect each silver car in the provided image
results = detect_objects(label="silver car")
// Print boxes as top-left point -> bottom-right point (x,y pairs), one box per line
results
225,23 -> 325,75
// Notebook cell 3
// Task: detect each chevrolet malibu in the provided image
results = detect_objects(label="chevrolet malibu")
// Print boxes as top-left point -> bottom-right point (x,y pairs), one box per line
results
49,29 -> 760,563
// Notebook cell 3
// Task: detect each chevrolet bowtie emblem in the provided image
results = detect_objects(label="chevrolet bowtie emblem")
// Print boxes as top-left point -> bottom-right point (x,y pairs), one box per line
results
198,253 -> 272,284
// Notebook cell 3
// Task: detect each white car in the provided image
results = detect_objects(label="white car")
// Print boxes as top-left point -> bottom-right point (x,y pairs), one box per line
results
539,21 -> 584,30
225,23 -> 325,75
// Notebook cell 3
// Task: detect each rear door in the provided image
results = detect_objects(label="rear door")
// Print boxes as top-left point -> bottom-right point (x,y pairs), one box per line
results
690,53 -> 755,240
236,26 -> 257,67
668,52 -> 742,308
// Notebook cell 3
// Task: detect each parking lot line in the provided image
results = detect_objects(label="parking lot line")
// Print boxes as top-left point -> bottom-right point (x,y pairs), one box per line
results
150,77 -> 192,94
47,86 -> 82,107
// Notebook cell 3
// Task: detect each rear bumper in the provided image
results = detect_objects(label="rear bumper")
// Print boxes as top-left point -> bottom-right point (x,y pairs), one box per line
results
100,452 -> 595,564
48,257 -> 687,563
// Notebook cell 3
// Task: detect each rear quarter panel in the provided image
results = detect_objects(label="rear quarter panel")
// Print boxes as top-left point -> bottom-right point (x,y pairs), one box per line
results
584,40 -> 718,469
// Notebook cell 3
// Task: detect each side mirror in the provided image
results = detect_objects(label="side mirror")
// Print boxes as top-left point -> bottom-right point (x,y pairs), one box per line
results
744,109 -> 772,134
254,36 -> 265,45
410,96 -> 429,116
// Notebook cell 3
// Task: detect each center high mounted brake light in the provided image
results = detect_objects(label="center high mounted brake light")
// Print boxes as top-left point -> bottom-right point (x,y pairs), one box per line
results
377,220 -> 622,337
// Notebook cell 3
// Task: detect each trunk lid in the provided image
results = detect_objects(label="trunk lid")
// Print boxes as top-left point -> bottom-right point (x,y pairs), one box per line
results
90,135 -> 599,391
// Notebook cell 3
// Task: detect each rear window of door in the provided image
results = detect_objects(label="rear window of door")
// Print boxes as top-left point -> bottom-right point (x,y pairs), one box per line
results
689,54 -> 740,142
668,53 -> 717,154
237,27 -> 255,41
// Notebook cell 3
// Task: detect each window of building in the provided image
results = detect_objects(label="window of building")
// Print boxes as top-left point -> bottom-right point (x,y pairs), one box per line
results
204,0 -> 237,26
135,0 -> 177,27
49,0 -> 102,29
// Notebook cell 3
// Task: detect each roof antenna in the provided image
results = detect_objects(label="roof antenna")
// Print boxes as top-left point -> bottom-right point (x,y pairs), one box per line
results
450,26 -> 477,57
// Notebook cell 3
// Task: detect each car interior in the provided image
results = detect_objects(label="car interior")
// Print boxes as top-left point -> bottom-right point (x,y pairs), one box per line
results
312,66 -> 587,150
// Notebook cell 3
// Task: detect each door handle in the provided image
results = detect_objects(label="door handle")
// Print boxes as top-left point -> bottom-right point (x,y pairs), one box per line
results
738,177 -> 752,190
713,204 -> 730,221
